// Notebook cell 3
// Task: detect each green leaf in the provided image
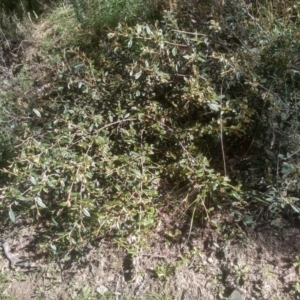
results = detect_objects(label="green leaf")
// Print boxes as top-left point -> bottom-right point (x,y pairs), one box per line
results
9,208 -> 16,223
135,71 -> 142,79
208,103 -> 220,111
50,244 -> 57,252
51,217 -> 59,226
82,208 -> 90,217
35,196 -> 47,208
30,177 -> 37,185
145,25 -> 152,35
33,108 -> 41,118
291,204 -> 300,213
136,25 -> 142,35
132,169 -> 142,179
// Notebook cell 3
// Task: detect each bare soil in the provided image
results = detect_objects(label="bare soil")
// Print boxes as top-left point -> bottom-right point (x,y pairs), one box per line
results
0,216 -> 300,300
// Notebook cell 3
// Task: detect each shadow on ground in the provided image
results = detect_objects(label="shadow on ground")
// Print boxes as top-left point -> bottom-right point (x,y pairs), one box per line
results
0,213 -> 299,300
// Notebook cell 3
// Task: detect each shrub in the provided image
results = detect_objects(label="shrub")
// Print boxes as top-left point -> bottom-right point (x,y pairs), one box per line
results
2,0 -> 300,256
198,0 -> 300,215
2,13 -> 241,253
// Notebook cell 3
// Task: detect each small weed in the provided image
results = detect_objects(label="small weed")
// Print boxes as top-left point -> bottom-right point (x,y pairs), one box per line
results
73,286 -> 97,300
152,247 -> 202,281
293,282 -> 300,299
0,271 -> 15,300
293,250 -> 300,274
146,293 -> 173,300
263,264 -> 275,281
154,262 -> 176,280
234,264 -> 249,285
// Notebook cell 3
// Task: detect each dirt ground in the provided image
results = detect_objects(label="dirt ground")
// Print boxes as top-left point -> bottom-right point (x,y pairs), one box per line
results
0,215 -> 300,300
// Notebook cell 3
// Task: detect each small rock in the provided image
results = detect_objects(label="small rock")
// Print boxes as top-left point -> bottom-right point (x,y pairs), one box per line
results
207,257 -> 214,264
283,270 -> 297,283
96,285 -> 109,295
230,288 -> 245,300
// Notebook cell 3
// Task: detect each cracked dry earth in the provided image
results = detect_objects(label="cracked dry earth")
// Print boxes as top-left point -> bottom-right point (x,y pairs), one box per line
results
1,217 -> 300,300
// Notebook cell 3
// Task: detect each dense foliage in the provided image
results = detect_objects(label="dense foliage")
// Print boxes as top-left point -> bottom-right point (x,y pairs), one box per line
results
1,0 -> 300,253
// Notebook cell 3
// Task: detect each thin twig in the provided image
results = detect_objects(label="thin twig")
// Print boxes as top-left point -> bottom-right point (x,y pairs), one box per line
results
220,83 -> 227,176
171,29 -> 206,36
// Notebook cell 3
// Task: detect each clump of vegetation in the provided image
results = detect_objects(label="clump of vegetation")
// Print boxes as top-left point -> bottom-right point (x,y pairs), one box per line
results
68,0 -> 168,35
0,0 -> 300,255
0,0 -> 42,16
2,12 -> 241,253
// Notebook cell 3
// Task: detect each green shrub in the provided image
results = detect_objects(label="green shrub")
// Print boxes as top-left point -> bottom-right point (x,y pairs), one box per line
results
2,13 -> 241,253
200,0 -> 300,215
2,0 -> 300,256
